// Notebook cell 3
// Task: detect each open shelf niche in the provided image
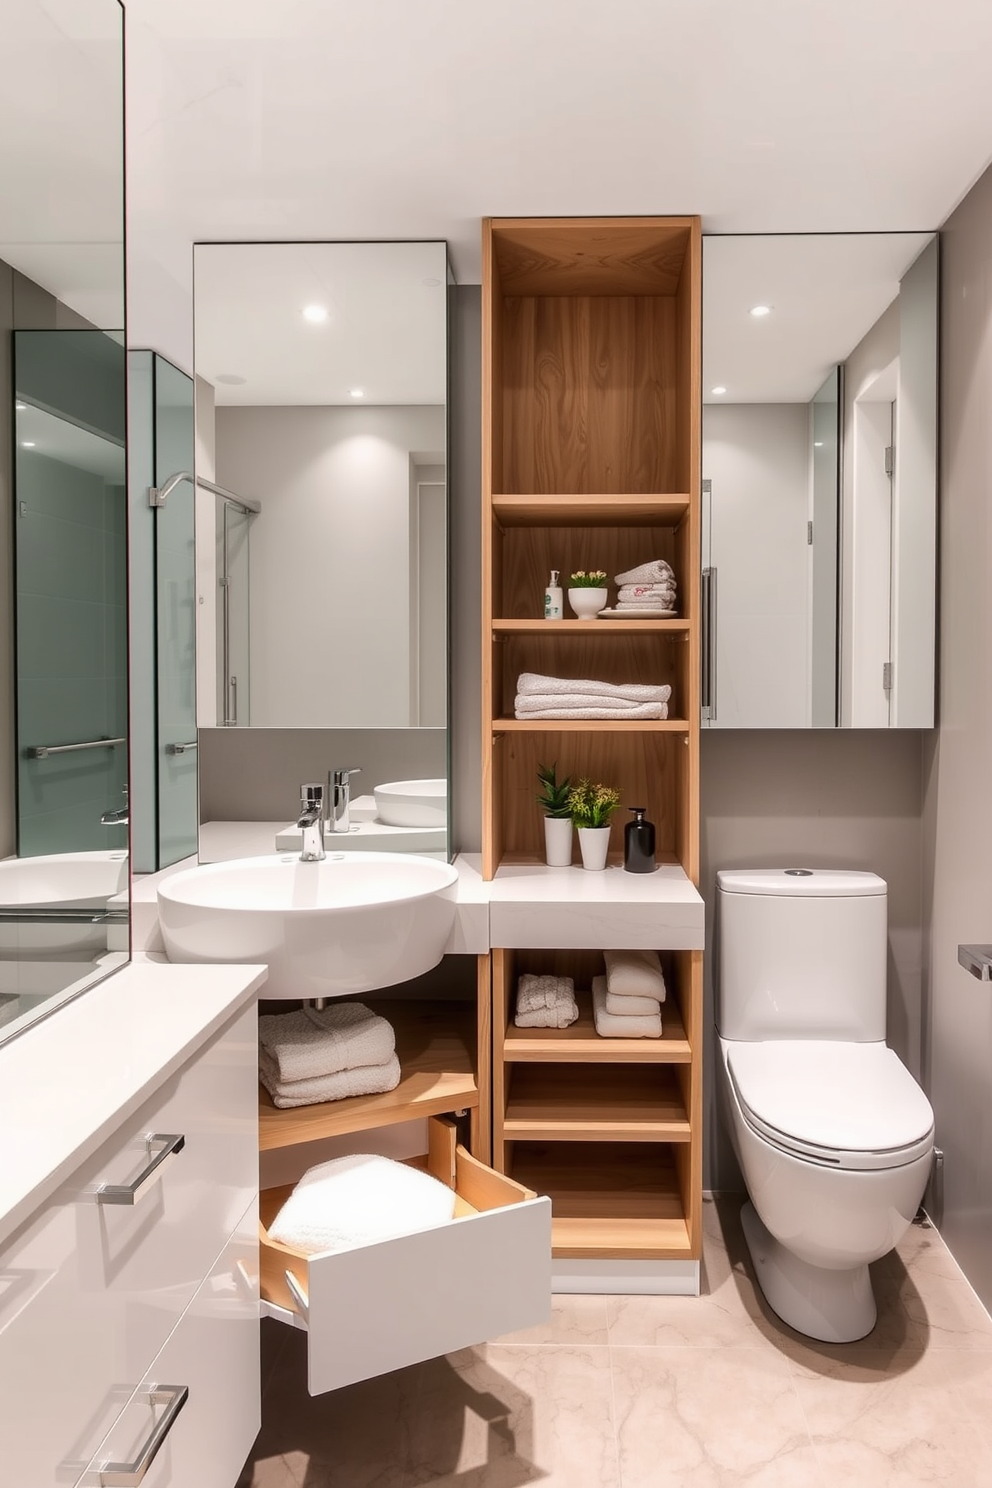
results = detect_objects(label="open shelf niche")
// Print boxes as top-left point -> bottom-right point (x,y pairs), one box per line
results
481,216 -> 703,1264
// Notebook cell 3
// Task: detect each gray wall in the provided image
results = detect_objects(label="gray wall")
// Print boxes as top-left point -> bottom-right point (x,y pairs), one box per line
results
922,160 -> 992,1308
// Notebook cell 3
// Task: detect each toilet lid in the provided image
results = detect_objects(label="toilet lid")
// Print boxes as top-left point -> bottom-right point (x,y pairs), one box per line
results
727,1041 -> 934,1171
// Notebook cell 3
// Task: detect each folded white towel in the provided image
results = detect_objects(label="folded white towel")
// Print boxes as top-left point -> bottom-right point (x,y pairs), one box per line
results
514,993 -> 579,1029
615,603 -> 676,612
605,988 -> 664,1017
259,1050 -> 402,1108
514,702 -> 669,720
258,1003 -> 395,1083
604,948 -> 667,1002
615,560 -> 676,586
515,691 -> 669,714
516,972 -> 575,1015
592,976 -> 662,1038
617,583 -> 677,602
269,1153 -> 456,1256
517,673 -> 672,704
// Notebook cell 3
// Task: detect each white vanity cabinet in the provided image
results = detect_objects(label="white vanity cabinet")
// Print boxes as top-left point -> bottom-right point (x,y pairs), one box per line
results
0,965 -> 264,1488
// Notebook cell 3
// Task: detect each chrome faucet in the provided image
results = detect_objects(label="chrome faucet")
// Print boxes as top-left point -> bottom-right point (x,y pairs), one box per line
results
101,785 -> 129,826
328,767 -> 361,833
297,783 -> 326,861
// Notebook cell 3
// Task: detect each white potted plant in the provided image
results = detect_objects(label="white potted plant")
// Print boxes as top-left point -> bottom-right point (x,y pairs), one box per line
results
536,762 -> 573,866
568,777 -> 622,870
567,569 -> 609,619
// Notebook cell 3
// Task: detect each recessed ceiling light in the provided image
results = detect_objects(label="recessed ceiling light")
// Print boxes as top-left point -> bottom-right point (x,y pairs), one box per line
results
749,304 -> 772,318
21,441 -> 35,448
711,386 -> 727,396
215,373 -> 247,386
349,388 -> 364,398
814,441 -> 824,447
302,304 -> 328,324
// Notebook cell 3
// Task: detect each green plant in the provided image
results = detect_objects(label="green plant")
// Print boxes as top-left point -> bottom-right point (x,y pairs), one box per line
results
568,569 -> 608,588
536,761 -> 572,818
567,777 -> 622,828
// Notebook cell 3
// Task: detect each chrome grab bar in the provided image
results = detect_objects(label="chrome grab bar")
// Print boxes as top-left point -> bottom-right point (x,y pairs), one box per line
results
95,1133 -> 185,1206
95,1384 -> 188,1486
958,945 -> 992,981
27,737 -> 125,760
165,740 -> 197,755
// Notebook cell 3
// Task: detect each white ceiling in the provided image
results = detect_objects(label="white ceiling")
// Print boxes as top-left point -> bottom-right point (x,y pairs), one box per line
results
122,0 -> 992,355
703,233 -> 934,403
194,242 -> 448,404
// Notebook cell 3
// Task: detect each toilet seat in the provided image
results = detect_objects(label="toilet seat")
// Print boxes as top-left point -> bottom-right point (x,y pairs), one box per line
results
726,1041 -> 934,1172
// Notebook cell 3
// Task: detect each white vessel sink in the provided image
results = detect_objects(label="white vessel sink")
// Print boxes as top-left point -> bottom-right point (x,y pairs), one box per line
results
373,778 -> 447,829
0,851 -> 129,959
157,852 -> 458,999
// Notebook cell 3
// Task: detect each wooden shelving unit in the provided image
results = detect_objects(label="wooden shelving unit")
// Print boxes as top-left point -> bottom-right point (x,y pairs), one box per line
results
482,216 -> 703,1263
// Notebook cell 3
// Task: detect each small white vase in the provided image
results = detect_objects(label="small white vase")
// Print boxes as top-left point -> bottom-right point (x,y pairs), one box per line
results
577,824 -> 611,870
543,815 -> 573,867
568,587 -> 608,619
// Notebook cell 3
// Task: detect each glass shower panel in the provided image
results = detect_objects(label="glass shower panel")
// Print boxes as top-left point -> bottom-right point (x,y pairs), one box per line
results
154,358 -> 197,863
217,500 -> 251,726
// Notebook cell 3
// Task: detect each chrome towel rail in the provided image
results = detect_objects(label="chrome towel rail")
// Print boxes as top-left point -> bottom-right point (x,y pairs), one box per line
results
27,737 -> 125,760
165,740 -> 198,755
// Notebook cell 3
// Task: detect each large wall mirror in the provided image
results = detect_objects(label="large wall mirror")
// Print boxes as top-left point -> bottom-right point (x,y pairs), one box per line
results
0,0 -> 126,1044
192,241 -> 450,855
702,233 -> 937,728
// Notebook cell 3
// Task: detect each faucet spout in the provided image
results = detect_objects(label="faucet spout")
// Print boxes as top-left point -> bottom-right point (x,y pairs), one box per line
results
297,784 -> 326,861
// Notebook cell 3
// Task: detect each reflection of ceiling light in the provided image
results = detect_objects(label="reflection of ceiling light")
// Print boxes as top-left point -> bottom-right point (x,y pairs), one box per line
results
21,441 -> 35,448
215,373 -> 247,386
423,277 -> 441,287
749,304 -> 772,318
814,441 -> 824,447
15,401 -> 26,411
349,388 -> 364,398
711,386 -> 727,395
302,304 -> 328,323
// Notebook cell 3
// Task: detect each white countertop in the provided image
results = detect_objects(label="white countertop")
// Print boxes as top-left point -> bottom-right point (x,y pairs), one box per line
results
0,961 -> 266,1249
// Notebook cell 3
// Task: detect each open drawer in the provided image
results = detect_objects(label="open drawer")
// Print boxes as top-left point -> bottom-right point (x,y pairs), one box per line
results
259,1117 -> 552,1394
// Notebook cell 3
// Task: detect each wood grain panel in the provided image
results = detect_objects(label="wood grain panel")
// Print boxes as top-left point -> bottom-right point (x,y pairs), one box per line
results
502,296 -> 683,494
492,493 -> 690,526
491,218 -> 692,297
504,987 -> 690,1064
475,955 -> 492,1163
492,948 -> 513,1169
497,728 -> 685,863
499,522 -> 682,618
504,1064 -> 690,1141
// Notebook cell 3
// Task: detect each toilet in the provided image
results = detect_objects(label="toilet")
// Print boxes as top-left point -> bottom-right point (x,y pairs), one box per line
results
715,868 -> 935,1344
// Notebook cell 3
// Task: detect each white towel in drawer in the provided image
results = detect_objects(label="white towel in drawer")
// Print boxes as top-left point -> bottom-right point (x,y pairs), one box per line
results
0,1003 -> 256,1488
259,1117 -> 552,1394
75,1197 -> 260,1488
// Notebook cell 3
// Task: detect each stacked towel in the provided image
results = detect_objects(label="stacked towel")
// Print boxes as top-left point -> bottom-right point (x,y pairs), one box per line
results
591,950 -> 668,1038
613,559 -> 677,612
258,1002 -> 401,1109
269,1153 -> 456,1256
514,972 -> 578,1028
514,672 -> 671,721
592,976 -> 661,1038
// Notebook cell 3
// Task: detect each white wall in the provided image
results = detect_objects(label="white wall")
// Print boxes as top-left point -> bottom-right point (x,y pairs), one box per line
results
702,403 -> 810,727
215,404 -> 445,728
194,375 -> 217,726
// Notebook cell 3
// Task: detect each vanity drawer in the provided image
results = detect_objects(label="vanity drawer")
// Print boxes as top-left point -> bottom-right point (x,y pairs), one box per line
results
259,1116 -> 552,1394
0,1004 -> 257,1488
77,1199 -> 260,1488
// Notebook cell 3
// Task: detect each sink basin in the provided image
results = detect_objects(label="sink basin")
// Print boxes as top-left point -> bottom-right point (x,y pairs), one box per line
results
373,778 -> 447,829
156,852 -> 458,999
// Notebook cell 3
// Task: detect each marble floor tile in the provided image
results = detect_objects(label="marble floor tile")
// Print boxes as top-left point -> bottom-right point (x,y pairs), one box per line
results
790,1348 -> 990,1487
407,1344 -> 619,1488
611,1345 -> 820,1488
490,1293 -> 609,1346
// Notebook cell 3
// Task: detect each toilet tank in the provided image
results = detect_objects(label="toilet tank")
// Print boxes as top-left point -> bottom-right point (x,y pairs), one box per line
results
716,869 -> 888,1041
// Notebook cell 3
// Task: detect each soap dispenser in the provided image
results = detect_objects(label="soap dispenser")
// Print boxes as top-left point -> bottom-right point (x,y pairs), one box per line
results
624,806 -> 656,873
544,570 -> 563,621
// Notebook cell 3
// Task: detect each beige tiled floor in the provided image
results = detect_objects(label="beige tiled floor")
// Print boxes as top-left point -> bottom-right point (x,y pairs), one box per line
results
237,1196 -> 992,1487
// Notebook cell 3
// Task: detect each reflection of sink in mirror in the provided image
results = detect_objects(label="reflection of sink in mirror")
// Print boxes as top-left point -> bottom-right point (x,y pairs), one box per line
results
373,778 -> 447,828
272,794 -> 446,855
157,852 -> 458,999
0,851 -> 129,959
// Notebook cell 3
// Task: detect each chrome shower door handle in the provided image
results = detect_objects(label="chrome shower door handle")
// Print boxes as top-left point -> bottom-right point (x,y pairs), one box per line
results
701,566 -> 717,720
95,1384 -> 188,1486
95,1133 -> 186,1206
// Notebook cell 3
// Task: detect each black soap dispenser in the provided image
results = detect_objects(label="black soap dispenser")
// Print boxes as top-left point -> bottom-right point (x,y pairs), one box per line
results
624,806 -> 656,873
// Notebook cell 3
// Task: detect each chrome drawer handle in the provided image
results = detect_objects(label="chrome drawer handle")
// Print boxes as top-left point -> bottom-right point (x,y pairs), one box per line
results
96,1384 -> 188,1486
96,1134 -> 186,1206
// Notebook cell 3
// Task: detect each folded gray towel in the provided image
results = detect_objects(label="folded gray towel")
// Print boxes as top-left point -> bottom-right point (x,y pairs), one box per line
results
516,972 -> 575,1014
615,560 -> 676,586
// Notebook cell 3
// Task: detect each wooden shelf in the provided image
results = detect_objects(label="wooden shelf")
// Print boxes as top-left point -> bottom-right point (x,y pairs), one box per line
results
492,618 -> 689,635
258,999 -> 478,1152
491,493 -> 691,528
503,1063 -> 690,1143
492,717 -> 690,734
504,988 -> 690,1064
509,1143 -> 692,1260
